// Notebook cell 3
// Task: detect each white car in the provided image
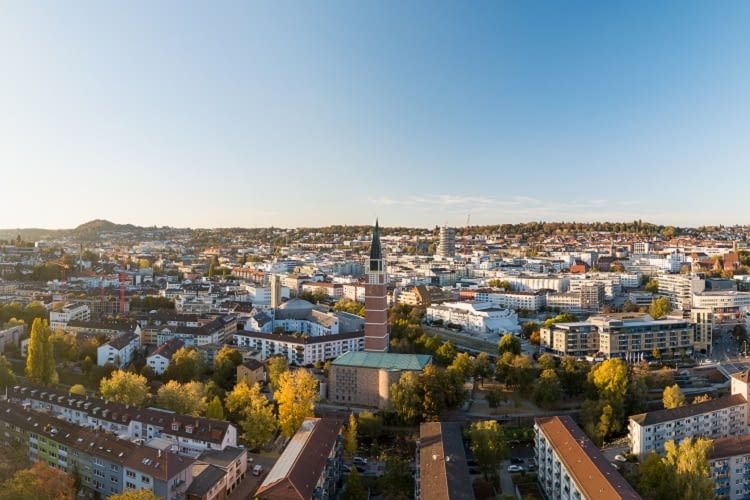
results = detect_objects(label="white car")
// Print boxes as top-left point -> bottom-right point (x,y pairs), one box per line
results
614,454 -> 627,463
507,464 -> 524,473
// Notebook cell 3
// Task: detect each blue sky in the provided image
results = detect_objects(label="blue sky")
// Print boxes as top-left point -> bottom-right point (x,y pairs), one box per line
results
1,1 -> 749,228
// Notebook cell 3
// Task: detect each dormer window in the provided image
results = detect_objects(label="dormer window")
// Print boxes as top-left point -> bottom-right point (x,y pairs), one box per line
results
171,422 -> 179,432
185,425 -> 193,434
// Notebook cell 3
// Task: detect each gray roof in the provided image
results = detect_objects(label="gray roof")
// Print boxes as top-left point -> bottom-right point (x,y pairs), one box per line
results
419,422 -> 475,500
187,464 -> 226,497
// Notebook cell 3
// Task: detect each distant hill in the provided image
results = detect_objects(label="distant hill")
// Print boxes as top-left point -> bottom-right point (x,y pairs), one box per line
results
71,219 -> 138,238
0,219 -> 142,242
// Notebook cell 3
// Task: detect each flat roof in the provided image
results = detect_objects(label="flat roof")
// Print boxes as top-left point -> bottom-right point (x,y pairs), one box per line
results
331,351 -> 432,371
536,416 -> 641,500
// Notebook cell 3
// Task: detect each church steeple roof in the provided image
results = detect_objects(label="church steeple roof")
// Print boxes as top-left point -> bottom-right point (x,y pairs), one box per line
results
369,219 -> 382,261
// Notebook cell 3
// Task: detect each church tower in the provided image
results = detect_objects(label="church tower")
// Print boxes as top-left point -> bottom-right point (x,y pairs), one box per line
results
364,220 -> 389,352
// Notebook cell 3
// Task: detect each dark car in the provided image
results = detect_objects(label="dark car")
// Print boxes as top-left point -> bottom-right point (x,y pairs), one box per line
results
510,457 -> 525,464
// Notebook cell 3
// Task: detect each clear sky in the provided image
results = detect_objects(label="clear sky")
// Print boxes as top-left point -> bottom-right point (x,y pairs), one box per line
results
1,1 -> 749,229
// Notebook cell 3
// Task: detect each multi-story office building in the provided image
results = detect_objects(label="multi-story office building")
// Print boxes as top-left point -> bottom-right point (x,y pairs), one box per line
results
541,314 -> 694,359
708,435 -> 750,500
474,290 -> 546,312
628,394 -> 747,456
49,302 -> 90,329
535,416 -> 641,500
256,417 -> 344,500
436,226 -> 456,259
425,301 -> 519,334
657,274 -> 705,310
693,291 -> 750,325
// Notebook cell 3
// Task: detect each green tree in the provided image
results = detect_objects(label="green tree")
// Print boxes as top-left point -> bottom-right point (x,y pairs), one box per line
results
25,318 -> 57,385
435,341 -> 457,365
344,413 -> 358,459
156,381 -> 207,415
0,355 -> 15,388
638,452 -> 677,500
538,353 -> 556,371
379,457 -> 414,500
205,396 -> 225,419
498,334 -> 521,356
225,381 -> 278,449
212,346 -> 242,389
484,385 -> 506,408
165,347 -> 203,383
533,369 -> 562,408
100,370 -> 149,406
473,352 -> 493,385
341,468 -> 366,500
468,420 -> 508,479
506,355 -> 535,391
638,438 -> 715,500
448,352 -> 475,380
649,296 -> 673,319
275,369 -> 318,438
663,384 -> 686,409
390,372 -> 423,425
267,356 -> 289,392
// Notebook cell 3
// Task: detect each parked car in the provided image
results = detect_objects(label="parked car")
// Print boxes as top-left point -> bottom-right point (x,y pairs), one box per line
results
507,465 -> 524,473
614,454 -> 627,463
510,457 -> 525,464
252,464 -> 263,476
526,463 -> 536,471
353,457 -> 368,466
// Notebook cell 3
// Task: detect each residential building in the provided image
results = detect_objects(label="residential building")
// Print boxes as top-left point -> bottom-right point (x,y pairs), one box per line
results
628,394 -> 747,456
0,324 -> 23,353
425,301 -> 519,334
540,313 -> 694,359
474,290 -> 545,312
236,359 -> 265,386
657,274 -> 705,310
49,302 -> 90,329
535,416 -> 641,500
235,330 -> 363,365
147,338 -> 185,375
188,447 -> 248,499
97,332 -> 140,368
301,281 -> 343,299
256,417 -> 344,500
436,226 -> 456,259
328,351 -> 431,409
708,435 -> 750,500
416,422 -> 475,500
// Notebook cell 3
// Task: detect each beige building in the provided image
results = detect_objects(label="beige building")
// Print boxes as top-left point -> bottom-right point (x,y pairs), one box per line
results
236,359 -> 265,386
328,351 -> 431,409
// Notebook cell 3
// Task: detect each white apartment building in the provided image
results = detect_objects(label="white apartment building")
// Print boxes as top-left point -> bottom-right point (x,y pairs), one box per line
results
657,274 -> 705,310
474,290 -> 545,311
628,387 -> 748,457
693,291 -> 750,324
97,332 -> 140,368
535,416 -> 641,500
541,314 -> 694,359
342,283 -> 366,303
708,435 -> 750,500
301,281 -> 343,299
234,330 -> 364,365
545,292 -> 584,313
49,302 -> 90,329
633,242 -> 652,254
504,275 -> 569,293
425,301 -> 519,334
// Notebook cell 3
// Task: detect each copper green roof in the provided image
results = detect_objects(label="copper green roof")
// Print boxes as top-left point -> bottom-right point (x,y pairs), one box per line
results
332,351 -> 431,371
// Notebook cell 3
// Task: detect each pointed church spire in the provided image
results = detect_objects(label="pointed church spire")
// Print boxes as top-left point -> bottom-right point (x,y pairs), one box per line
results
369,219 -> 382,261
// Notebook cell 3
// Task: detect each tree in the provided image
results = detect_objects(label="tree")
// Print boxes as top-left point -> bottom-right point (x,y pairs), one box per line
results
473,352 -> 493,385
623,300 -> 640,312
589,358 -> 629,403
559,356 -> 589,396
533,369 -> 562,408
25,318 -> 57,385
638,452 -> 678,500
390,372 -> 422,424
663,384 -> 686,409
0,461 -> 75,500
435,341 -> 457,365
538,353 -> 556,371
484,385 -> 506,408
267,356 -> 289,392
333,298 -> 365,317
156,381 -> 207,415
344,413 -> 358,459
205,396 -> 225,419
655,438 -> 715,500
506,355 -> 535,391
645,279 -> 659,293
225,381 -> 278,449
212,346 -> 242,390
651,348 -> 662,361
341,468 -> 366,500
379,457 -> 414,500
275,369 -> 318,438
100,370 -> 149,406
529,330 -> 541,345
649,296 -> 673,319
468,420 -> 508,479
109,491 -> 160,500
448,352 -> 475,380
498,334 -> 521,356
693,393 -> 712,404
358,411 -> 384,439
69,384 -> 86,396
165,347 -> 203,383
0,355 -> 15,388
